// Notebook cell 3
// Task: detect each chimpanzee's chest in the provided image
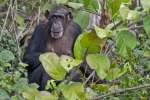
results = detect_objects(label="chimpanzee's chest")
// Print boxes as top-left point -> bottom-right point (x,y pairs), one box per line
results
46,35 -> 74,57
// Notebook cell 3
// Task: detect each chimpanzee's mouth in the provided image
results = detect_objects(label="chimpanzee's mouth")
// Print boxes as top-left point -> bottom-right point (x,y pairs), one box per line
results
51,30 -> 63,38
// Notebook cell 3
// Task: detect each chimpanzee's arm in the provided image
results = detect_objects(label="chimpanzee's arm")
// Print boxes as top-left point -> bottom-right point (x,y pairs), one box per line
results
23,24 -> 46,70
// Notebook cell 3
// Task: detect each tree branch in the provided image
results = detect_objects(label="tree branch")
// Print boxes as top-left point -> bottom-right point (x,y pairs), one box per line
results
92,84 -> 150,99
110,21 -> 124,31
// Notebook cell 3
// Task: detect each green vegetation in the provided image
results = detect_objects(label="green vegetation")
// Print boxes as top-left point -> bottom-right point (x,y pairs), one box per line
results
0,0 -> 150,100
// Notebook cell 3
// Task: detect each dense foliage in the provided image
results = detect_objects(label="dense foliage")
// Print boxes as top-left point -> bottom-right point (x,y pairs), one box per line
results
0,0 -> 150,100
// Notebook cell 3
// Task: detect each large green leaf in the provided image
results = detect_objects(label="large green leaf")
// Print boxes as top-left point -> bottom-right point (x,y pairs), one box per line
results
80,30 -> 106,53
68,2 -> 83,9
0,50 -> 15,62
116,30 -> 136,58
59,55 -> 82,72
86,54 -> 110,79
143,12 -> 150,38
141,0 -> 150,12
73,11 -> 90,30
39,52 -> 66,81
73,31 -> 89,59
62,82 -> 85,100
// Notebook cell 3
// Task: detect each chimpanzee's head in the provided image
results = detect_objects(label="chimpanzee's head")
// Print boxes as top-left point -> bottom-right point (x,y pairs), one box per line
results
45,5 -> 73,38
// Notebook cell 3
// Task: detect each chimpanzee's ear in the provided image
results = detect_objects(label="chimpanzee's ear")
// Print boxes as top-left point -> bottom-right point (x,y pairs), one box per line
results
45,10 -> 50,19
67,12 -> 73,21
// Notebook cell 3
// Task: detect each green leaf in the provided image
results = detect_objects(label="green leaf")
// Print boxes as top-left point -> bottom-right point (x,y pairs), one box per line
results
23,88 -> 39,100
73,31 -> 88,59
106,68 -> 121,80
1,63 -> 11,67
86,54 -> 110,79
141,0 -> 150,12
0,50 -> 15,62
83,0 -> 90,7
85,4 -> 97,13
55,0 -> 68,4
68,2 -> 83,9
126,10 -> 141,21
15,14 -> 24,26
97,84 -> 109,92
91,0 -> 99,12
62,82 -> 85,100
119,4 -> 130,20
111,0 -> 131,17
73,11 -> 90,30
85,88 -> 98,99
59,55 -> 82,72
93,25 -> 110,39
39,52 -> 66,81
35,91 -> 58,100
43,4 -> 53,13
143,12 -> 150,38
80,30 -> 106,53
116,30 -> 136,58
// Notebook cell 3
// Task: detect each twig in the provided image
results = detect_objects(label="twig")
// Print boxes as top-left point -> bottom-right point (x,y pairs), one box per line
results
110,21 -> 124,31
37,0 -> 41,24
129,25 -> 143,30
83,70 -> 95,86
0,0 -> 11,40
128,18 -> 143,27
92,84 -> 150,99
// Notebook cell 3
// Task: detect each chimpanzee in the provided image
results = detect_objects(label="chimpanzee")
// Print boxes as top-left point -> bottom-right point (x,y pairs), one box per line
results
23,5 -> 102,91
23,5 -> 82,91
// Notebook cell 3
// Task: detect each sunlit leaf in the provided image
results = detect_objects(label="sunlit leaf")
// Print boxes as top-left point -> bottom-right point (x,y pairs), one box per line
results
143,12 -> 150,38
68,2 -> 83,9
93,25 -> 110,39
80,30 -> 106,53
126,10 -> 141,21
62,82 -> 85,100
119,4 -> 130,20
73,31 -> 89,59
39,52 -> 66,81
59,55 -> 82,72
86,54 -> 110,79
73,11 -> 90,30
